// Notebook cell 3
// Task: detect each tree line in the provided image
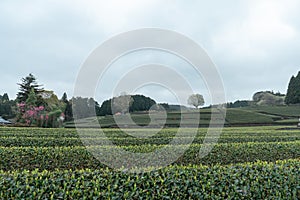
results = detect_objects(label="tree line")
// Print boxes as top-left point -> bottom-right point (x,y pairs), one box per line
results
285,71 -> 300,104
226,72 -> 300,108
1,71 -> 299,126
0,74 -> 178,127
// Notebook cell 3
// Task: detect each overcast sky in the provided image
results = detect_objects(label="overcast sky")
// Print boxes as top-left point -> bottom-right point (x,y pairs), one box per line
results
1,0 -> 300,106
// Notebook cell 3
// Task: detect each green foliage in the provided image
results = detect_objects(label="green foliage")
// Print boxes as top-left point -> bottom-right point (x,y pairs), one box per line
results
41,90 -> 65,112
44,109 -> 63,128
0,159 -> 299,199
225,109 -> 274,124
0,127 -> 299,170
99,94 -> 156,116
285,71 -> 300,104
227,100 -> 252,108
155,104 -> 188,111
0,126 -> 299,198
15,74 -> 70,127
61,92 -> 68,103
72,97 -> 100,119
243,105 -> 300,117
0,93 -> 15,119
99,99 -> 112,115
0,93 -> 9,102
1,140 -> 299,170
158,103 -> 169,111
61,92 -> 73,121
130,95 -> 156,112
67,106 -> 297,128
0,127 -> 299,147
112,94 -> 134,114
25,88 -> 37,107
16,73 -> 44,105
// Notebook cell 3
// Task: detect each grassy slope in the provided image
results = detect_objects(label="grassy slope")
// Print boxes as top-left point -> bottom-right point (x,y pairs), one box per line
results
65,105 -> 300,128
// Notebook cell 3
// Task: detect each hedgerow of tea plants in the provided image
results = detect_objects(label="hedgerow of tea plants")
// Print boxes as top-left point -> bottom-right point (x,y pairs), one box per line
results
0,159 -> 299,199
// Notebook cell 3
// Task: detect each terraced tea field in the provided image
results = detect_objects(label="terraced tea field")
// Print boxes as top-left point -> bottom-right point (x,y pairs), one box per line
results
0,126 -> 299,199
65,105 -> 300,128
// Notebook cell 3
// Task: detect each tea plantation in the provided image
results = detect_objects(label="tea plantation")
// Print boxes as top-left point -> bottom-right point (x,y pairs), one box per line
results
0,126 -> 299,199
65,105 -> 300,128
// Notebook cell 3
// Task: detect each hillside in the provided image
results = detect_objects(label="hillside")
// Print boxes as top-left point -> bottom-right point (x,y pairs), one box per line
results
65,105 -> 300,128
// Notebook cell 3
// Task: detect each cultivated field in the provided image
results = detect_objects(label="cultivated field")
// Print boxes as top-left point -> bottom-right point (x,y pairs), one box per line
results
0,126 -> 299,199
65,105 -> 300,128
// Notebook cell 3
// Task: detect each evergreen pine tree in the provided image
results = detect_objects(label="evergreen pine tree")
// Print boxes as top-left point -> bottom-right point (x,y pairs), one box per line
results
61,92 -> 73,121
61,92 -> 68,103
17,73 -> 44,103
285,71 -> 300,104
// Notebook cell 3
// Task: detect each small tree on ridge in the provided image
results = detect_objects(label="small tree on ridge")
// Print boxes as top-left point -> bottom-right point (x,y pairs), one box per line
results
187,94 -> 205,109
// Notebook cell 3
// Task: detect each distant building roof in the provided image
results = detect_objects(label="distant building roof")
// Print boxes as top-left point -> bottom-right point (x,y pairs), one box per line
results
0,116 -> 11,124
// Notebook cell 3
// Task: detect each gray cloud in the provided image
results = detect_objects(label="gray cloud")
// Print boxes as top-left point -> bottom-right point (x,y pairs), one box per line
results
0,0 -> 299,105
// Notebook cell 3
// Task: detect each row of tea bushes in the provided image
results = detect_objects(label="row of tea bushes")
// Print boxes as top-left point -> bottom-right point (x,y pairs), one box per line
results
0,135 -> 299,147
0,159 -> 299,199
0,126 -> 299,147
0,126 -> 298,138
0,141 -> 299,170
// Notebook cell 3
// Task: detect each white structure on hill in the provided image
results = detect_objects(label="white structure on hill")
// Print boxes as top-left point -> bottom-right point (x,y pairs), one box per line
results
0,116 -> 11,124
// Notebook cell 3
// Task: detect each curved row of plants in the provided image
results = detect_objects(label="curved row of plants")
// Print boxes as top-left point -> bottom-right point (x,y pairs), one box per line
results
0,134 -> 299,147
0,159 -> 298,199
0,141 -> 299,170
0,126 -> 299,199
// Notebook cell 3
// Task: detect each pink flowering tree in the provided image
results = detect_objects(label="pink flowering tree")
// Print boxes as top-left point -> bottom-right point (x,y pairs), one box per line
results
16,75 -> 67,128
16,88 -> 45,126
17,103 -> 45,126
